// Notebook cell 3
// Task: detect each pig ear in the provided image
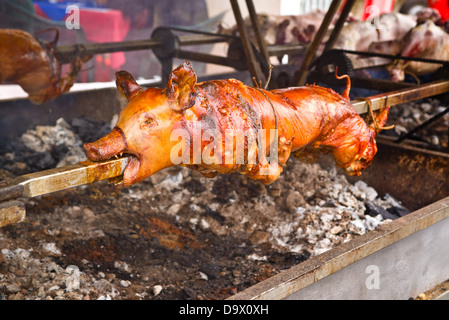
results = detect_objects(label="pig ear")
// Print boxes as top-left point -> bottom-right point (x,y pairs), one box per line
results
115,71 -> 143,101
166,61 -> 197,112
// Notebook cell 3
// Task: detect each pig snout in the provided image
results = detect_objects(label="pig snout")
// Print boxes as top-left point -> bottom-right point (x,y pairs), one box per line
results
83,127 -> 127,161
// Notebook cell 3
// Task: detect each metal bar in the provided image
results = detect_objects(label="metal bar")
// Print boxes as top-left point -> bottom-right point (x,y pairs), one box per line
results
245,0 -> 270,65
293,0 -> 345,86
317,75 -> 417,91
351,80 -> 449,114
437,291 -> 449,300
159,58 -> 174,86
343,49 -> 449,65
55,34 -> 228,64
167,26 -> 238,40
0,183 -> 24,203
55,39 -> 163,63
178,34 -> 231,46
2,157 -> 129,199
266,44 -> 306,57
287,200 -> 449,299
323,0 -> 356,52
176,50 -> 230,67
228,195 -> 449,300
351,56 -> 391,70
396,106 -> 449,143
349,77 -> 416,91
230,0 -> 265,85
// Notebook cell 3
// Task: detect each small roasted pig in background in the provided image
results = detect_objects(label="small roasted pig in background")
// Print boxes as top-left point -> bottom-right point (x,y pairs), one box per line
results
334,12 -> 417,52
0,29 -> 89,104
84,61 -> 389,187
218,10 -> 343,46
269,10 -> 344,45
219,11 -> 418,67
369,20 -> 449,81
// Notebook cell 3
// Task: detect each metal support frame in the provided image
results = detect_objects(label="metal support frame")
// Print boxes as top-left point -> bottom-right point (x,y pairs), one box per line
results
4,1 -> 449,300
228,139 -> 449,300
53,0 -> 308,88
229,0 -> 267,86
292,0 -> 347,86
396,106 -> 449,144
229,195 -> 449,300
53,0 -> 448,92
350,80 -> 449,114
323,0 -> 357,52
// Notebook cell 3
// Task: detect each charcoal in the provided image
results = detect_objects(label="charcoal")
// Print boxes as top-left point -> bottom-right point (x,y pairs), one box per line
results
1,116 -> 405,300
365,201 -> 399,220
50,144 -> 70,162
181,286 -> 197,300
199,262 -> 221,279
71,117 -> 111,143
204,205 -> 226,225
25,151 -> 56,171
387,206 -> 411,217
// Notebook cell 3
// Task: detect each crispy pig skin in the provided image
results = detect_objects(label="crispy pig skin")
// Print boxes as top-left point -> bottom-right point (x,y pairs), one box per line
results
0,29 -> 87,104
84,61 -> 389,186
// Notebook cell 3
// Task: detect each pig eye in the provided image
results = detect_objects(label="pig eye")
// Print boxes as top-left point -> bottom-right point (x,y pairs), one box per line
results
144,118 -> 154,125
141,115 -> 157,130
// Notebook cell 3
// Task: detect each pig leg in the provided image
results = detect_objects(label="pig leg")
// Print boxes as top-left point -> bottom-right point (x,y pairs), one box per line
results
59,55 -> 92,93
246,159 -> 286,185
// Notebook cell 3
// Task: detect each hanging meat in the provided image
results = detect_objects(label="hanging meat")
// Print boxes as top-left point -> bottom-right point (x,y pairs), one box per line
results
84,61 -> 390,187
368,20 -> 449,81
218,10 -> 342,46
0,29 -> 89,104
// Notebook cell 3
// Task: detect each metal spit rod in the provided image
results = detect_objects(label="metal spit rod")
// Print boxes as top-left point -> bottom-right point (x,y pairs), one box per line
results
0,156 -> 130,227
55,33 -> 230,64
1,80 -> 449,201
1,80 -> 449,226
351,80 -> 449,114
0,157 -> 129,202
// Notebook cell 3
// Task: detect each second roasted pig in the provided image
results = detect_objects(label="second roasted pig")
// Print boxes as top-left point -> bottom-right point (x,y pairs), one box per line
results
334,12 -> 417,52
0,29 -> 89,104
84,61 -> 390,187
368,20 -> 449,81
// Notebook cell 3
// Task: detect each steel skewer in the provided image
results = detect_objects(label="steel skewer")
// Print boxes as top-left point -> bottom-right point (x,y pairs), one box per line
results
351,80 -> 449,114
1,80 -> 449,227
0,157 -> 130,227
55,33 -> 230,64
0,156 -> 129,202
2,81 -> 449,202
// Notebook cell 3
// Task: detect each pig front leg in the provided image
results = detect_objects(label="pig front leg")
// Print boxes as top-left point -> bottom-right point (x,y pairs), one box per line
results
245,134 -> 292,185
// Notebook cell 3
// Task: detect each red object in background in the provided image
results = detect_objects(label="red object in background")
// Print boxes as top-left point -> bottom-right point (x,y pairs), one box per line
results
362,0 -> 395,20
78,8 -> 130,81
428,0 -> 449,22
33,5 -> 48,19
34,4 -> 130,82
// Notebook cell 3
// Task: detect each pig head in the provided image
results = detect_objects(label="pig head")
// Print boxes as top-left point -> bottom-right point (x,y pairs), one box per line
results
371,20 -> 449,81
397,20 -> 449,79
84,62 -> 197,186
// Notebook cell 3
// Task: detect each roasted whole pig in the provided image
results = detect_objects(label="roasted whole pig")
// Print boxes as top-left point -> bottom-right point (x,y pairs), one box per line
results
369,20 -> 449,81
0,29 -> 88,104
84,61 -> 390,187
334,12 -> 417,52
218,10 -> 342,46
